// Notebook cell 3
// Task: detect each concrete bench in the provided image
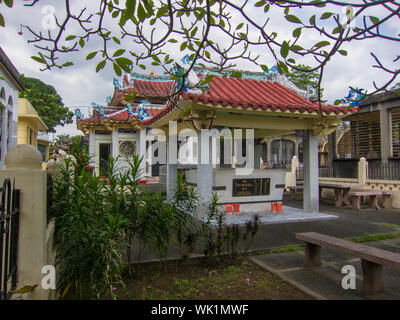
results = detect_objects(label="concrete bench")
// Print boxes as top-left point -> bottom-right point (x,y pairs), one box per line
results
348,189 -> 382,211
287,185 -> 303,200
296,232 -> 400,295
381,190 -> 395,209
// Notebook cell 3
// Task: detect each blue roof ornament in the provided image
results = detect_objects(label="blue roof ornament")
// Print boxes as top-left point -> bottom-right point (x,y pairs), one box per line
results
126,102 -> 135,116
113,78 -> 121,90
97,105 -> 105,117
74,108 -> 83,120
105,96 -> 112,104
265,65 -> 279,75
141,99 -> 151,105
137,104 -> 152,120
340,87 -> 365,107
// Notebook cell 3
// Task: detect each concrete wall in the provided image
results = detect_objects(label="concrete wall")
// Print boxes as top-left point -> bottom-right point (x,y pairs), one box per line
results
0,144 -> 56,300
0,65 -> 19,169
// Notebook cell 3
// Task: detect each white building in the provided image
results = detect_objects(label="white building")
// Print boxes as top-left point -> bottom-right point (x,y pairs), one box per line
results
0,47 -> 24,169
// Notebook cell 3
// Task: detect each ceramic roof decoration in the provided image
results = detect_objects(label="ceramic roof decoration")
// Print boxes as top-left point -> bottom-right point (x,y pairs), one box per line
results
78,67 -> 358,131
74,108 -> 83,120
340,87 -> 365,107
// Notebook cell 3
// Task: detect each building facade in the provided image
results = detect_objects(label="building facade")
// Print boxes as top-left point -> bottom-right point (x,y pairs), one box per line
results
0,47 -> 24,169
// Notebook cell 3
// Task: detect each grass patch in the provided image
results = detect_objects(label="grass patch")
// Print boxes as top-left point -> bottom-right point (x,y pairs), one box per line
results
345,232 -> 400,243
380,223 -> 400,230
251,244 -> 303,256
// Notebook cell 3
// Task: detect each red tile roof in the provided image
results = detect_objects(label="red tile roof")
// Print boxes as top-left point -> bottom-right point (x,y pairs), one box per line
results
80,73 -> 357,128
144,75 -> 357,125
109,79 -> 176,106
78,108 -> 163,125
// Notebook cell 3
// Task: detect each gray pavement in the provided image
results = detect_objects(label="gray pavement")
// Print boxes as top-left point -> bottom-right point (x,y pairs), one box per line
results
248,197 -> 400,300
131,195 -> 400,299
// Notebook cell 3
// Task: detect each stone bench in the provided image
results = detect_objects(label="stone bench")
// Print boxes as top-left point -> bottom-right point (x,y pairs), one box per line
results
287,185 -> 303,200
348,189 -> 382,211
296,232 -> 400,295
381,190 -> 395,209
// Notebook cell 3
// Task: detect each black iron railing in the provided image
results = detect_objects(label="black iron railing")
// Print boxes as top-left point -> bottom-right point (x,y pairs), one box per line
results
368,159 -> 400,180
0,179 -> 20,300
296,160 -> 358,180
46,173 -> 53,225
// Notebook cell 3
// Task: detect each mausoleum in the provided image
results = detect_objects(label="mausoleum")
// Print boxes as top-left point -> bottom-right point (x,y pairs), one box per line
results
77,66 -> 356,215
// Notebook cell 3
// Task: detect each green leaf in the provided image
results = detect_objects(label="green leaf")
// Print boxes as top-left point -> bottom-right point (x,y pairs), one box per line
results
96,60 -> 106,72
151,54 -> 160,63
115,57 -> 133,66
4,0 -> 13,8
280,41 -> 290,59
290,45 -> 304,52
236,23 -> 244,30
137,2 -> 146,22
309,15 -> 316,25
369,16 -> 380,25
156,5 -> 169,18
255,0 -> 265,7
112,10 -> 120,18
62,62 -> 73,67
0,13 -> 4,27
334,99 -> 342,105
79,38 -> 85,48
264,4 -> 270,12
260,64 -> 269,72
168,38 -> 178,43
180,41 -> 187,51
31,56 -> 45,64
86,51 -> 98,60
230,72 -> 242,78
113,63 -> 122,76
201,75 -> 215,85
320,12 -> 334,20
125,0 -> 136,18
277,60 -> 288,74
285,15 -> 302,24
313,40 -> 330,49
292,27 -> 302,38
338,49 -> 347,56
112,36 -> 121,44
65,35 -> 76,41
113,49 -> 126,57
139,64 -> 146,70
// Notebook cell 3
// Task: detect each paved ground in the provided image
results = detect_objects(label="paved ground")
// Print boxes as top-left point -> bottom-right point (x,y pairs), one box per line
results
131,195 -> 400,299
248,197 -> 400,300
250,237 -> 400,300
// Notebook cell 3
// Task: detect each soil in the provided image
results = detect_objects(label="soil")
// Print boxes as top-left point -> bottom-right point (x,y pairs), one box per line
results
115,256 -> 313,300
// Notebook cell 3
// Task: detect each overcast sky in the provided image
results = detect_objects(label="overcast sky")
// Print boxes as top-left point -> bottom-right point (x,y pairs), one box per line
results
0,1 -> 398,140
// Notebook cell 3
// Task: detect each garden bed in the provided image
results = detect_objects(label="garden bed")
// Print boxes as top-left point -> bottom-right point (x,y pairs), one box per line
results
115,256 -> 313,300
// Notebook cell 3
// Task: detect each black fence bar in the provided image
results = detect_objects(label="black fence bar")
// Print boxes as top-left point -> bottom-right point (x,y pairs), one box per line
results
0,179 -> 20,300
296,160 -> 358,180
368,159 -> 400,180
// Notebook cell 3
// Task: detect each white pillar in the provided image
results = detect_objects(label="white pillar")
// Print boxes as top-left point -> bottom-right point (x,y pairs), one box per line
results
111,129 -> 119,159
303,130 -> 319,213
1,108 -> 8,167
197,130 -> 213,204
139,129 -> 146,175
358,157 -> 368,185
166,137 -> 177,200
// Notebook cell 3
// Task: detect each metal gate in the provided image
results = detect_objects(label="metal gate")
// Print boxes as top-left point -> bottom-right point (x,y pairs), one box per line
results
0,179 -> 20,300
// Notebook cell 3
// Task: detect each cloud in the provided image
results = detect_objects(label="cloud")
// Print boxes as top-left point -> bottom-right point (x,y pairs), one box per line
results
0,0 -> 398,138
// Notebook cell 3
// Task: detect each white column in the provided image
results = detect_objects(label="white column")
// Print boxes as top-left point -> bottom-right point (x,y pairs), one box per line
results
1,108 -> 8,168
139,129 -> 147,176
197,130 -> 213,204
166,137 -> 177,200
111,129 -> 119,159
303,130 -> 319,213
